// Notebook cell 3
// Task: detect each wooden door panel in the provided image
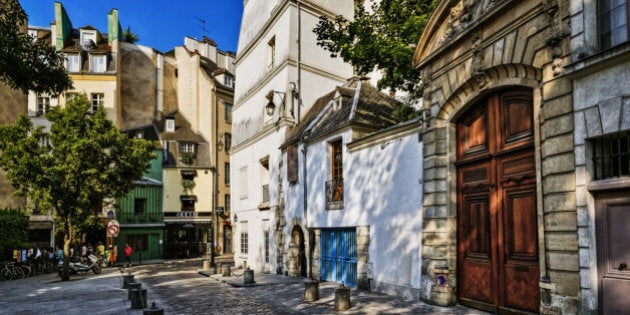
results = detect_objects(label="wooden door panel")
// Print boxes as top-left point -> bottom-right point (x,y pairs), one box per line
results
602,278 -> 630,314
457,89 -> 538,313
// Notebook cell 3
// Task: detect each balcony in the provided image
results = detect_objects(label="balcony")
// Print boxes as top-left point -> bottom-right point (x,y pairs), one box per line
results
325,179 -> 344,209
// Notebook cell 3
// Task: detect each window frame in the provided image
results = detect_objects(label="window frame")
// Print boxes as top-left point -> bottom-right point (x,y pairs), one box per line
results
134,198 -> 147,215
240,232 -> 248,254
66,54 -> 80,72
225,162 -> 231,185
91,93 -> 104,113
224,102 -> 233,122
598,0 -> 630,50
331,139 -> 343,181
37,96 -> 50,116
224,133 -> 232,152
91,54 -> 107,73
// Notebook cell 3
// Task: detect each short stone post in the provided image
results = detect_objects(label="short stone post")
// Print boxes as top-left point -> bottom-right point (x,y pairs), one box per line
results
130,288 -> 147,309
334,283 -> 351,311
430,266 -> 456,306
127,282 -> 142,300
244,267 -> 255,284
143,302 -> 164,315
216,262 -> 222,274
304,279 -> 319,302
202,260 -> 210,271
222,265 -> 231,277
122,274 -> 135,289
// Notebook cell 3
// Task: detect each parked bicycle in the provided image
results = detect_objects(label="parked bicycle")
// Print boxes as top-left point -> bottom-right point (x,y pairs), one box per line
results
1,261 -> 25,281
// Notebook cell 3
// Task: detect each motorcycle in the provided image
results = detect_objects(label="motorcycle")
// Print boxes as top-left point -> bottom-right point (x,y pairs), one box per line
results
58,254 -> 102,277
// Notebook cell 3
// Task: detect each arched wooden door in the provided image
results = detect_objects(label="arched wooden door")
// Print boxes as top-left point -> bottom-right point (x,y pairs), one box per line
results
291,226 -> 307,277
456,88 -> 540,313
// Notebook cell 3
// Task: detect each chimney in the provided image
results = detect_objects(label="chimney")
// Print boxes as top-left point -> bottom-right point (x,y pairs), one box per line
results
202,36 -> 217,46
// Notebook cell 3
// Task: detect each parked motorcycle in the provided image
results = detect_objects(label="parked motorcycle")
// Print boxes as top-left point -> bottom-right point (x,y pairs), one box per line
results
57,254 -> 102,277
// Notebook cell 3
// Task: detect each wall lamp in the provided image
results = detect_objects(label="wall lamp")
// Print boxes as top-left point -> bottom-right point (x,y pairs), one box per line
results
265,90 -> 286,116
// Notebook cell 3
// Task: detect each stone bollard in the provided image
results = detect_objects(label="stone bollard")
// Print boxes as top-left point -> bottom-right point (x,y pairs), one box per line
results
304,279 -> 319,302
143,302 -> 164,315
222,265 -> 231,277
127,282 -> 142,300
202,260 -> 210,271
130,288 -> 148,309
334,284 -> 351,311
122,274 -> 135,289
216,262 -> 222,274
244,267 -> 255,284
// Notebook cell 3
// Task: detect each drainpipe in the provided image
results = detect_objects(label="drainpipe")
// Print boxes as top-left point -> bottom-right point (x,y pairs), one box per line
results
296,0 -> 302,124
301,131 -> 310,278
211,86 -> 219,267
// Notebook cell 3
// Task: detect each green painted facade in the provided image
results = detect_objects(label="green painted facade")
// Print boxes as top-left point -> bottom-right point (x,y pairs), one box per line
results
54,2 -> 73,51
114,150 -> 164,263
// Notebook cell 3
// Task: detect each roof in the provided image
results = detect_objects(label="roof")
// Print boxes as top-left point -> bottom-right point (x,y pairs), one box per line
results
282,79 -> 401,148
155,110 -> 206,142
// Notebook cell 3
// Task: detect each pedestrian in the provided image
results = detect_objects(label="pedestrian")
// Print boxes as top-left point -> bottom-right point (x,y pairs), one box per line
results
96,241 -> 105,256
56,246 -> 63,261
124,243 -> 133,267
108,245 -> 117,267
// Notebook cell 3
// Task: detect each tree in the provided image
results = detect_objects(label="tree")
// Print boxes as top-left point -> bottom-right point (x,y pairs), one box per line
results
0,95 -> 155,279
123,26 -> 139,44
314,0 -> 437,100
0,207 -> 29,260
0,0 -> 72,95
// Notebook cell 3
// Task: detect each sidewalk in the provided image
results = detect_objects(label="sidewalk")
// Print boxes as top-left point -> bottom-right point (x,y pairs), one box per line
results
199,267 -> 489,314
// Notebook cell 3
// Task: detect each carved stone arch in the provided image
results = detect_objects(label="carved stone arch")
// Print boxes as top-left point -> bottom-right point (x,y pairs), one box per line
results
288,217 -> 307,277
435,64 -> 542,125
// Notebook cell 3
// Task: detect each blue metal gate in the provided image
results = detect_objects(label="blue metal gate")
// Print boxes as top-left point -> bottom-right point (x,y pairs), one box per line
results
320,228 -> 357,286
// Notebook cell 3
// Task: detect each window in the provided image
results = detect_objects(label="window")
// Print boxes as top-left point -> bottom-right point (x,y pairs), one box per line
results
224,74 -> 233,88
260,157 -> 270,205
66,54 -> 80,72
134,198 -> 147,215
331,139 -> 343,181
80,30 -> 96,49
240,232 -> 248,254
91,55 -> 106,73
181,195 -> 196,211
224,133 -> 232,152
37,96 -> 50,116
127,234 -> 148,252
28,29 -> 38,41
264,230 -> 270,263
39,134 -> 50,148
267,36 -> 275,71
287,144 -> 299,183
591,131 -> 630,179
225,194 -> 231,212
225,162 -> 230,185
180,143 -> 196,165
91,93 -> 104,113
224,103 -> 233,122
599,0 -> 629,49
166,118 -> 175,132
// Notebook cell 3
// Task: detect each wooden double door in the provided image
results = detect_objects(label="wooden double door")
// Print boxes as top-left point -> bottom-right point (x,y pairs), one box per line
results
456,89 -> 540,313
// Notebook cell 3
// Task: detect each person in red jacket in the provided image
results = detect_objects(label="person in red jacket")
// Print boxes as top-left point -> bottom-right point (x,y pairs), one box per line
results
124,243 -> 133,267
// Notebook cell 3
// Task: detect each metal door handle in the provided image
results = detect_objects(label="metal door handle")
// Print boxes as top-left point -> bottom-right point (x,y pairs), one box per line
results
619,263 -> 628,271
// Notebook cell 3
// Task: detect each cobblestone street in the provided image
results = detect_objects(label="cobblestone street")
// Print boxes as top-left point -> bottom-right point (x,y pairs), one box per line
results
0,259 -> 489,314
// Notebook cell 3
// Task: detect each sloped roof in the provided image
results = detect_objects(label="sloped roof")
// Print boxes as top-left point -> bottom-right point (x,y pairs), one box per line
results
155,110 -> 206,142
282,79 -> 401,148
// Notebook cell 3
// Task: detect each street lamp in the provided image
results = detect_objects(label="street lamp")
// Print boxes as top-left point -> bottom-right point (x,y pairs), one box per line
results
265,90 -> 286,116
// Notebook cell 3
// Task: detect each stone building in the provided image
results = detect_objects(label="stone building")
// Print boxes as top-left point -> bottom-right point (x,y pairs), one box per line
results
413,0 -> 572,313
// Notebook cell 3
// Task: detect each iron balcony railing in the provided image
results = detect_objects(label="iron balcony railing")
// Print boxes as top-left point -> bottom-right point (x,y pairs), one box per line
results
325,179 -> 344,208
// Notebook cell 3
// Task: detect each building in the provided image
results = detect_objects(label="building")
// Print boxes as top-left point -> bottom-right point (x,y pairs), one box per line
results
414,0 -> 584,314
280,78 -> 424,298
114,148 -> 165,263
231,0 -> 354,273
567,1 -> 630,314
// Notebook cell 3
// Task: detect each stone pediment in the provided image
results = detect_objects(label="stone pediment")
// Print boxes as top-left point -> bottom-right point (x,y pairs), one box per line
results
413,0 -> 507,68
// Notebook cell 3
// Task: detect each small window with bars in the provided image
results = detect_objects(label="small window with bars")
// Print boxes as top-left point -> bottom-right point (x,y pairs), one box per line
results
591,132 -> 630,180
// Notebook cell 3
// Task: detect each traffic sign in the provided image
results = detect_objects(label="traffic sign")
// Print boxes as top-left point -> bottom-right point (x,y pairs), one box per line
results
107,219 -> 120,237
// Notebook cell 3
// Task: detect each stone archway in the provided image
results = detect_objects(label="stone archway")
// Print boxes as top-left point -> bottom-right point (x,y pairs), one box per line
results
289,225 -> 307,277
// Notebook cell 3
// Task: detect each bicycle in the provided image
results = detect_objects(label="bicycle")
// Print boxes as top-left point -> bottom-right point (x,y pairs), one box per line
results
1,261 -> 25,280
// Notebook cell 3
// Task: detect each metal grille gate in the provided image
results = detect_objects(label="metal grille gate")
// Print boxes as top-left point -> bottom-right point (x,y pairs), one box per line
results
320,228 -> 357,286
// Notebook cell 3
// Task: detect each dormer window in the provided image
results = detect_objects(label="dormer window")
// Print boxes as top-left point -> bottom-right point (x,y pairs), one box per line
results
224,74 -> 233,88
80,30 -> 97,50
166,117 -> 175,132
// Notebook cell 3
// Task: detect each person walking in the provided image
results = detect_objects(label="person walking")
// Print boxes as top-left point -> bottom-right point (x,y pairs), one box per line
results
124,243 -> 133,267
108,245 -> 117,267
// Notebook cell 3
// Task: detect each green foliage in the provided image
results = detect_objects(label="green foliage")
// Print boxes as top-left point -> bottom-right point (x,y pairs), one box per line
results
0,95 -> 155,271
314,0 -> 437,99
0,208 -> 29,260
392,103 -> 420,121
123,25 -> 139,44
180,151 -> 195,165
0,0 -> 72,95
181,178 -> 196,193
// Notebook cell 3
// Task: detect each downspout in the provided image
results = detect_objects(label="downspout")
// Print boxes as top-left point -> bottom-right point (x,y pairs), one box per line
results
211,86 -> 218,267
297,0 -> 302,124
301,133 -> 310,278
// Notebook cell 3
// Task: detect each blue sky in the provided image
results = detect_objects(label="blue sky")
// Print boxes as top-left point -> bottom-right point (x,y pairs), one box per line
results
19,0 -> 244,53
